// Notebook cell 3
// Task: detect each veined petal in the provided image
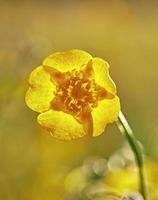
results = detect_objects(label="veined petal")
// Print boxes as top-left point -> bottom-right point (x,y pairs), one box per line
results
82,59 -> 94,79
97,85 -> 115,101
51,96 -> 65,111
25,66 -> 55,113
44,65 -> 71,85
92,96 -> 120,137
77,107 -> 93,136
43,49 -> 92,72
37,110 -> 86,140
92,57 -> 116,94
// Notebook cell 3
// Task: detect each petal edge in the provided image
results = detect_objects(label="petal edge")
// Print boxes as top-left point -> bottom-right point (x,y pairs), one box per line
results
43,49 -> 92,72
25,66 -> 55,113
37,109 -> 86,140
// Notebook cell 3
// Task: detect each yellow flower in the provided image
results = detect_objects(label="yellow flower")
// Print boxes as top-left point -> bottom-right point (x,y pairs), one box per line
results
25,49 -> 120,140
104,160 -> 158,200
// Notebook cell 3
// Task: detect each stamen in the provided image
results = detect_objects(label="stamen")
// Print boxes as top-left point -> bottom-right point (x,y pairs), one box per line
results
53,69 -> 103,117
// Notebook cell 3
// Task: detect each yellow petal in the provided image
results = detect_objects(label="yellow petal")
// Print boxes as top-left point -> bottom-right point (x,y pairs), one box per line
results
82,59 -> 94,79
92,57 -> 116,94
44,65 -> 70,85
77,106 -> 93,136
105,166 -> 138,191
104,160 -> 158,199
25,66 -> 55,113
92,96 -> 120,137
96,85 -> 114,101
37,110 -> 86,140
43,49 -> 92,72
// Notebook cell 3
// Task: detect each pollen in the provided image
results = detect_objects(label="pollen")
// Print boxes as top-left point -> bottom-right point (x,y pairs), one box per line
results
54,69 -> 98,116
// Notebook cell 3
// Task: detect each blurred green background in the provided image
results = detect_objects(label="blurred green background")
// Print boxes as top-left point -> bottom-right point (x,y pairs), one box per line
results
0,0 -> 158,199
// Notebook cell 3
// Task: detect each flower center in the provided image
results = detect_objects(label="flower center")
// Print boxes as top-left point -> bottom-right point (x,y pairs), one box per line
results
55,70 -> 98,116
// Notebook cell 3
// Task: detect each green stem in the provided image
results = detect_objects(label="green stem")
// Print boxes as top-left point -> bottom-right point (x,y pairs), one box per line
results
117,111 -> 147,200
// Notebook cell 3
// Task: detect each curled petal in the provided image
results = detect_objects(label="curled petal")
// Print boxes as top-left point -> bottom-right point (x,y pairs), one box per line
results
37,110 -> 86,140
25,66 -> 55,112
92,96 -> 120,137
92,57 -> 116,94
43,49 -> 92,72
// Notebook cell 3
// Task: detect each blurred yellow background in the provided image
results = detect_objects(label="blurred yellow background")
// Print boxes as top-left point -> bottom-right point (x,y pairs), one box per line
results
0,0 -> 158,199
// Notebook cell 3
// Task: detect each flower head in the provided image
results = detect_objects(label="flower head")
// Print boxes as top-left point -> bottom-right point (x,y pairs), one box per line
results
104,160 -> 158,200
25,49 -> 120,140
